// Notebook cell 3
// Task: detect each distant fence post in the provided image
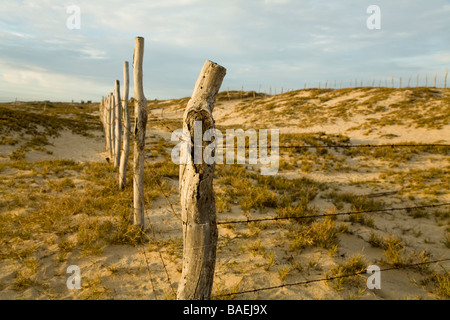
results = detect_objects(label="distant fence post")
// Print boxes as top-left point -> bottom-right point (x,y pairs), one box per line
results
99,97 -> 105,140
106,93 -> 113,159
177,60 -> 226,300
110,92 -> 116,160
99,97 -> 104,125
119,61 -> 130,190
114,80 -> 122,169
133,37 -> 148,229
445,70 -> 448,89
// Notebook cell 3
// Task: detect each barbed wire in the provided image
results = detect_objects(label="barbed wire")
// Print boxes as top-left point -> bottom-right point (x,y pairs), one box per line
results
101,104 -> 449,230
135,242 -> 159,300
216,203 -> 450,225
101,98 -> 450,152
213,258 -> 450,298
132,167 -> 177,298
106,108 -> 183,223
224,143 -> 450,149
100,105 -> 178,298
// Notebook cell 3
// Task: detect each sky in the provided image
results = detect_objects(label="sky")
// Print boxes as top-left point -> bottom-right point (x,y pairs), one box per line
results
0,0 -> 449,102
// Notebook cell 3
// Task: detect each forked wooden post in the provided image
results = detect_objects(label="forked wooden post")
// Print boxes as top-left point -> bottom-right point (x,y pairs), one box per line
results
119,61 -> 130,190
133,37 -> 148,228
177,60 -> 226,300
114,80 -> 122,169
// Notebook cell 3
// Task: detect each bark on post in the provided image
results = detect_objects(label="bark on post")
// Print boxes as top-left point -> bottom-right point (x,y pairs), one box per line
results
119,61 -> 130,190
177,60 -> 226,300
133,37 -> 148,228
114,80 -> 122,169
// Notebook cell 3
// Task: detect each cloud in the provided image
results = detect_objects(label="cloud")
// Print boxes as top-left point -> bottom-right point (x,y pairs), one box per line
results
0,61 -> 108,102
0,0 -> 449,101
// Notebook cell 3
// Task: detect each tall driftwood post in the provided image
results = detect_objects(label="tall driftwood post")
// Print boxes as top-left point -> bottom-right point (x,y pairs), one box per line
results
119,61 -> 130,190
114,80 -> 122,169
133,37 -> 148,228
177,60 -> 226,300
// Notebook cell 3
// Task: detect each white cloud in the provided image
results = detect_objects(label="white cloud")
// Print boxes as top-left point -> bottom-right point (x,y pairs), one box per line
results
0,61 -> 108,101
79,47 -> 108,60
0,0 -> 449,101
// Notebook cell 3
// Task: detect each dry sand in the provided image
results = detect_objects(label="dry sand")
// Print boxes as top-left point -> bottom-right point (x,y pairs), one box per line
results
0,89 -> 448,300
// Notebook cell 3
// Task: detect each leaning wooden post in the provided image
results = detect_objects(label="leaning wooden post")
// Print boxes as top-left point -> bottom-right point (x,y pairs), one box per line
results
119,61 -> 130,190
133,37 -> 148,228
114,80 -> 122,169
177,60 -> 226,300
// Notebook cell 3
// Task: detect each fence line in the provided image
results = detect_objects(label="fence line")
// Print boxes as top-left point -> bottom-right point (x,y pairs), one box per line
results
213,258 -> 450,298
108,97 -> 450,153
132,160 -> 177,298
248,143 -> 450,149
144,211 -> 177,297
98,38 -> 449,300
115,108 -> 183,223
216,203 -> 450,226
110,106 -> 450,228
100,97 -> 449,298
135,242 -> 159,300
111,109 -> 181,297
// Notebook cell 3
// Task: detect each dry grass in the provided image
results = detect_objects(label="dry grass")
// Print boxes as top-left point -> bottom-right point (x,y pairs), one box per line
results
0,89 -> 448,300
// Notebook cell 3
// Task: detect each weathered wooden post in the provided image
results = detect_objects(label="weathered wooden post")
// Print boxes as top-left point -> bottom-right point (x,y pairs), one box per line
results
104,95 -> 110,155
105,93 -> 112,159
133,37 -> 148,228
109,93 -> 116,160
177,60 -> 226,300
119,61 -> 130,190
99,97 -> 104,125
114,80 -> 122,169
445,70 -> 448,89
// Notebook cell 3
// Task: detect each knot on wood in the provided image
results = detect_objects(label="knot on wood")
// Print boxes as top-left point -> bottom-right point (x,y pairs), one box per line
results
185,108 -> 215,174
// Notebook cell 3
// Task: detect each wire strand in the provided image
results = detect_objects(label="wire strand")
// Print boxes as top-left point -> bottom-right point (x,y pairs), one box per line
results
216,203 -> 450,225
213,258 -> 450,298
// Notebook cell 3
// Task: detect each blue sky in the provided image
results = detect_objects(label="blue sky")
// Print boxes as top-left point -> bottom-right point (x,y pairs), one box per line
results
0,0 -> 449,102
